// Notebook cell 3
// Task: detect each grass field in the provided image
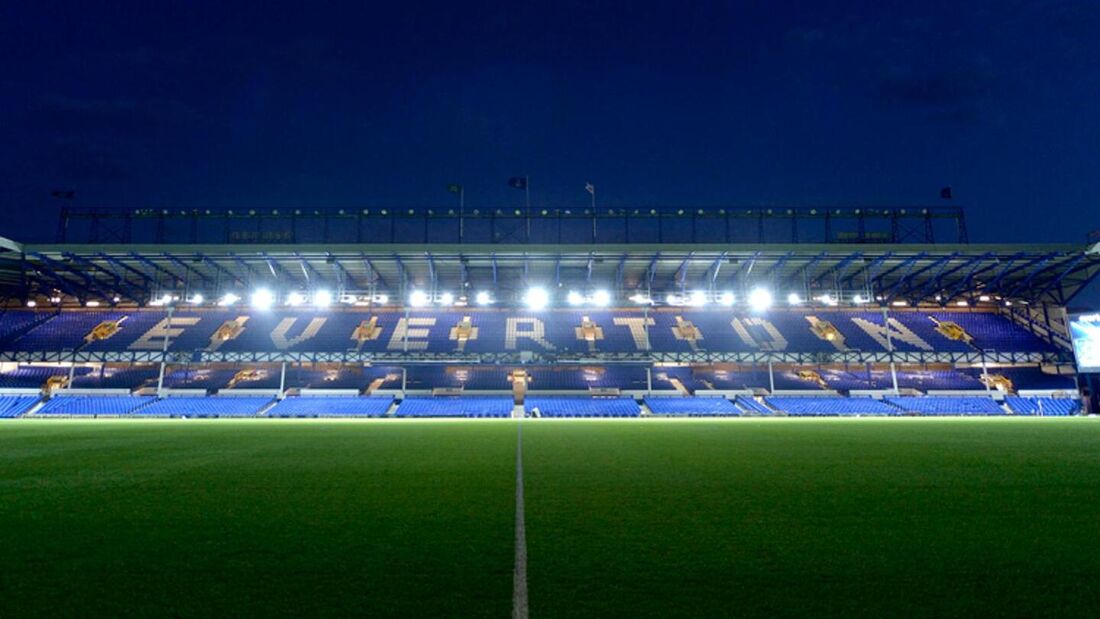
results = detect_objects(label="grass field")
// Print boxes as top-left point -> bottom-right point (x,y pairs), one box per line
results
2,418 -> 1100,617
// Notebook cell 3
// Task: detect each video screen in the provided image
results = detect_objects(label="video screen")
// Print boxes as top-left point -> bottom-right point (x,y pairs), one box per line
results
1069,313 -> 1100,373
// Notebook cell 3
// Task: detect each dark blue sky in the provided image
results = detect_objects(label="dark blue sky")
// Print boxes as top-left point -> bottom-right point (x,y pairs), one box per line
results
1,1 -> 1097,243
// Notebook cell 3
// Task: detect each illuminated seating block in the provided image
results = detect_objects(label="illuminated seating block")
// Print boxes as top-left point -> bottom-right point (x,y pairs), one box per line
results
133,396 -> 271,418
0,395 -> 40,418
524,396 -> 639,417
395,396 -> 512,418
35,395 -> 154,416
765,396 -> 900,416
1005,396 -> 1080,416
733,397 -> 775,415
885,396 -> 1005,416
644,396 -> 739,416
266,396 -> 393,417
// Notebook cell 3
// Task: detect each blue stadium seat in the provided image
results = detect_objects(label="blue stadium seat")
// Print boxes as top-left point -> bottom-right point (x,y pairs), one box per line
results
644,396 -> 739,416
395,396 -> 513,418
266,396 -> 393,417
884,396 -> 1006,416
525,396 -> 640,418
0,395 -> 41,418
765,396 -> 900,416
133,396 -> 272,418
35,394 -> 154,416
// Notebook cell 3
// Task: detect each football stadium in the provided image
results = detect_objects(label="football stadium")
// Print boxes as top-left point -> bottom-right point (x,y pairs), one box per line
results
3,206 -> 1100,616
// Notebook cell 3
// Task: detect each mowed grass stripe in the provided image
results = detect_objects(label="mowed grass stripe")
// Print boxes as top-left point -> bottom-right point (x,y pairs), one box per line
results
522,418 -> 1100,618
0,420 -> 517,618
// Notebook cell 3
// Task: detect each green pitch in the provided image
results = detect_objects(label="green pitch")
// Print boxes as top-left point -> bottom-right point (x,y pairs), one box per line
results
2,418 -> 1099,617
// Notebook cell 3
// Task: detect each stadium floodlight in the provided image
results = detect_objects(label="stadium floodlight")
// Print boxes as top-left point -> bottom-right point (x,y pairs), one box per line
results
787,292 -> 803,305
852,294 -> 867,305
665,293 -> 680,305
217,293 -> 239,306
688,290 -> 707,307
86,300 -> 101,308
250,288 -> 275,310
524,287 -> 550,310
25,300 -> 36,308
592,289 -> 611,307
718,291 -> 736,307
892,300 -> 908,307
409,290 -> 429,308
375,294 -> 389,305
286,291 -> 306,307
149,293 -> 173,307
475,291 -> 492,306
816,294 -> 838,306
313,289 -> 333,308
49,296 -> 62,304
187,293 -> 204,305
748,287 -> 773,312
979,295 -> 991,302
629,293 -> 651,304
956,300 -> 969,307
112,296 -> 121,303
566,290 -> 584,306
439,292 -> 455,306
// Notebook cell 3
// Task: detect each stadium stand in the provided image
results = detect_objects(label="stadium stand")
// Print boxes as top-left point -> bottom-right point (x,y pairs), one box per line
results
0,308 -> 1059,355
884,396 -> 1006,416
644,396 -> 740,416
394,396 -> 513,418
265,396 -> 393,418
0,395 -> 40,418
35,394 -> 155,416
765,396 -> 900,416
134,396 -> 272,418
526,396 -> 641,417
733,397 -> 776,415
1004,396 -> 1081,416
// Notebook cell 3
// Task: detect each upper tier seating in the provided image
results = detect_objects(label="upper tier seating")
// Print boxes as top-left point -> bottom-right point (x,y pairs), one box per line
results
0,309 -> 1056,355
644,396 -> 740,416
395,396 -> 512,418
885,396 -> 1006,416
765,396 -> 900,416
265,396 -> 393,417
1004,396 -> 1080,416
0,395 -> 40,418
133,396 -> 272,418
35,394 -> 154,416
525,396 -> 640,418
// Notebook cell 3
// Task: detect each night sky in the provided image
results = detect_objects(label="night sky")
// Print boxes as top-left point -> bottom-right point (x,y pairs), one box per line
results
1,1 -> 1098,244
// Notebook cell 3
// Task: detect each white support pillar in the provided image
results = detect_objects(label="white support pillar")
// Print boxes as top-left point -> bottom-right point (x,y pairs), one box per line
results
980,353 -> 991,393
767,361 -> 775,393
279,361 -> 287,396
882,306 -> 899,394
401,367 -> 407,396
67,354 -> 76,388
156,305 -> 174,397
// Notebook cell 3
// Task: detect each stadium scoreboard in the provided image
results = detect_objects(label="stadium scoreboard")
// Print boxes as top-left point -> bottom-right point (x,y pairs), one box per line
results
1069,313 -> 1100,373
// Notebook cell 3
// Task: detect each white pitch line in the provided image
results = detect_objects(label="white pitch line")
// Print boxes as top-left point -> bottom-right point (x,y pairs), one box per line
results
512,419 -> 529,619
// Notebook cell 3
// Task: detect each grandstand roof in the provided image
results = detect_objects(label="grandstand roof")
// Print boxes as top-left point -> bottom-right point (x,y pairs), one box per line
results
1,239 -> 1098,309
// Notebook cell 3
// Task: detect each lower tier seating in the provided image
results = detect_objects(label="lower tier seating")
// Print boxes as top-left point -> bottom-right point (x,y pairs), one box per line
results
733,397 -> 776,415
0,395 -> 40,418
266,396 -> 393,418
395,396 -> 513,418
133,396 -> 272,418
644,396 -> 740,416
765,396 -> 900,416
35,395 -> 154,416
525,397 -> 640,418
885,396 -> 1006,416
1005,396 -> 1081,416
